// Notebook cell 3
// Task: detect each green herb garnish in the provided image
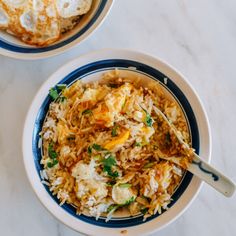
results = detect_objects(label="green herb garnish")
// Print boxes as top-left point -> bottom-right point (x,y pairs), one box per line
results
103,166 -> 119,178
94,155 -> 102,161
143,162 -> 155,169
106,181 -> 116,186
140,106 -> 153,127
124,196 -> 136,205
122,99 -> 126,109
102,155 -> 119,178
56,84 -> 67,91
88,144 -> 105,155
82,109 -> 92,115
48,142 -> 57,159
119,183 -> 132,188
107,204 -> 119,213
103,155 -> 117,166
145,114 -> 153,127
47,159 -> 58,168
49,88 -> 59,100
57,96 -> 67,103
111,124 -> 118,137
47,144 -> 58,168
107,196 -> 135,213
47,162 -> 54,168
92,143 -> 104,151
140,208 -> 148,215
106,196 -> 136,215
87,146 -> 92,155
49,84 -> 67,102
135,142 -> 141,147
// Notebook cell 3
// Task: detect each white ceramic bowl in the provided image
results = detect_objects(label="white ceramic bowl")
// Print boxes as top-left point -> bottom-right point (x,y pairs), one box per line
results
23,49 -> 211,235
0,0 -> 113,60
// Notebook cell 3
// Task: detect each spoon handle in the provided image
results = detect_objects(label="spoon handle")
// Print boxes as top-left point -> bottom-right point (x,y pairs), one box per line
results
153,106 -> 235,197
189,153 -> 235,197
167,154 -> 236,197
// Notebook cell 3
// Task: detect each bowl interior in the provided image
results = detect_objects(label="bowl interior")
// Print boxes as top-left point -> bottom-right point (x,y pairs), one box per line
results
0,0 -> 109,53
32,59 -> 199,227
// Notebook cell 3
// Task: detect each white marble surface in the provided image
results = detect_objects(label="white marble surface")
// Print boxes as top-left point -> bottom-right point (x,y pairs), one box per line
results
0,0 -> 236,235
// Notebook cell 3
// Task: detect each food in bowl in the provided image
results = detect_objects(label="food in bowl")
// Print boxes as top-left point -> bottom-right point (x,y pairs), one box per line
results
39,70 -> 194,221
23,50 -> 211,234
0,0 -> 92,46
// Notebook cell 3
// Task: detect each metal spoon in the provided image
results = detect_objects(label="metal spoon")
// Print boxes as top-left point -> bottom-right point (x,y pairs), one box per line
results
153,106 -> 236,197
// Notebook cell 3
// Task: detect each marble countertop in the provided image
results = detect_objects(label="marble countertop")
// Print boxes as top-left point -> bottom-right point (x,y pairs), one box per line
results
0,0 -> 236,235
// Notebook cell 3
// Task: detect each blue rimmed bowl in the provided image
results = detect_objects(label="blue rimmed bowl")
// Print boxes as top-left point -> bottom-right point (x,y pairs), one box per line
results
23,49 -> 211,235
0,0 -> 113,60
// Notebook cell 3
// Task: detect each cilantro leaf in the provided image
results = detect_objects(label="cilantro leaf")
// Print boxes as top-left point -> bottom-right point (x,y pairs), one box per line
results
119,183 -> 132,188
107,197 -> 136,214
92,143 -> 104,151
102,155 -> 118,178
49,88 -> 59,100
134,142 -> 141,147
47,159 -> 58,168
49,85 -> 67,103
143,162 -> 155,169
140,106 -> 153,127
94,155 -> 102,161
56,84 -> 67,91
48,143 -> 57,159
107,204 -> 119,213
88,144 -> 105,155
103,166 -> 119,178
47,162 -> 53,168
47,143 -> 58,168
57,96 -> 67,103
111,124 -> 118,137
106,181 -> 116,186
145,113 -> 153,127
82,109 -> 92,115
87,146 -> 92,155
140,208 -> 148,215
124,196 -> 136,205
102,155 -> 117,167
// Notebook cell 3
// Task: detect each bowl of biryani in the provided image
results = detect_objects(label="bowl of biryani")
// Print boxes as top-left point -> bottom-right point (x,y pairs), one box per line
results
0,0 -> 113,59
23,49 -> 211,235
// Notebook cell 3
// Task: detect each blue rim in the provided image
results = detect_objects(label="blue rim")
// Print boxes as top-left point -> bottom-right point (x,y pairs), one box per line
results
0,0 -> 107,53
32,59 -> 199,228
